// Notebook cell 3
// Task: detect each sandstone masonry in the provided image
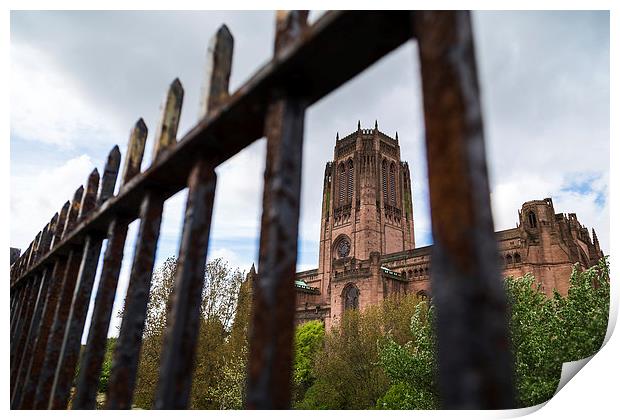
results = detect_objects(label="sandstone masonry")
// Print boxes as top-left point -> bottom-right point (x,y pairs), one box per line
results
293,124 -> 604,330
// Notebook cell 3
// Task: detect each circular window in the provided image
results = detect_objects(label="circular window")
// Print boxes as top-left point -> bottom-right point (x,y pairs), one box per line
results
336,238 -> 351,258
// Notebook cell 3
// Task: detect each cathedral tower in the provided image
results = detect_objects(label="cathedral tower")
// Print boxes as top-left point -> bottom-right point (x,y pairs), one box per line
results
316,122 -> 415,297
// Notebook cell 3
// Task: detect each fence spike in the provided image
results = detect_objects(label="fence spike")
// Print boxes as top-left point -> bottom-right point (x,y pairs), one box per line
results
152,78 -> 184,160
154,23 -> 233,409
199,24 -> 234,118
79,169 -> 100,220
122,119 -> 148,186
40,213 -> 59,256
98,146 -> 121,204
63,186 -> 84,237
274,10 -> 308,54
51,201 -> 71,249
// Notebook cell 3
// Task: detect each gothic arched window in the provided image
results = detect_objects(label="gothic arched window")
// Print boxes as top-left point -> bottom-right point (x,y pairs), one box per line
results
343,284 -> 359,310
528,211 -> 537,229
347,159 -> 354,203
514,253 -> 521,264
338,163 -> 346,205
382,159 -> 388,204
506,254 -> 513,265
389,162 -> 396,205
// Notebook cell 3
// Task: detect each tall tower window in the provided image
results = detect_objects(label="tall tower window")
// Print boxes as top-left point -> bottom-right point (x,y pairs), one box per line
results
338,162 -> 346,204
347,159 -> 354,203
382,160 -> 388,204
528,211 -> 537,228
389,162 -> 396,205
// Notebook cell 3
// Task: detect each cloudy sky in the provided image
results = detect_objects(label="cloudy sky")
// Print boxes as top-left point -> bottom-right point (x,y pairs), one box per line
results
10,11 -> 609,336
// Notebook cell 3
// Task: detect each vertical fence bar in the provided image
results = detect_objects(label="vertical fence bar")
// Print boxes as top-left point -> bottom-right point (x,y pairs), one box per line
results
72,120 -> 148,409
11,214 -> 58,405
10,283 -> 27,339
11,228 -> 45,378
154,24 -> 233,409
10,279 -> 36,372
10,230 -> 40,364
49,147 -> 122,409
10,243 -> 33,336
246,10 -> 308,409
106,79 -> 184,409
413,11 -> 514,408
34,181 -> 92,409
18,201 -> 71,409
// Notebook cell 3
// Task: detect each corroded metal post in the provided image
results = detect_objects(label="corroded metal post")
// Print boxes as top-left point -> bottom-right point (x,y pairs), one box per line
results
414,11 -> 515,409
34,174 -> 97,409
11,214 -> 58,406
246,10 -> 308,409
17,201 -> 71,409
49,147 -> 121,409
72,120 -> 148,409
106,79 -> 184,409
154,24 -> 232,409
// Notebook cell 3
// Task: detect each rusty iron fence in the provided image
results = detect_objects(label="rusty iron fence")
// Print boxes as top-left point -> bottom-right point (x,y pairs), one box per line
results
9,10 -> 514,409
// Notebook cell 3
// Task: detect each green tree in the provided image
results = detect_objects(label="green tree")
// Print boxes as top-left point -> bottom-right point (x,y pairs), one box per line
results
298,294 -> 424,409
293,320 -> 325,402
376,300 -> 438,409
507,257 -> 610,407
129,256 -> 246,409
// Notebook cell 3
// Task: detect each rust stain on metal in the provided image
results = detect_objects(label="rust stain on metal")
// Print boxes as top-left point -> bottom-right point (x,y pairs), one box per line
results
72,219 -> 129,409
199,25 -> 234,118
63,186 -> 84,236
152,79 -> 184,160
106,193 -> 164,409
74,120 -> 145,409
33,248 -> 84,409
79,169 -> 100,220
106,76 -> 185,409
18,256 -> 68,409
51,154 -> 119,409
121,119 -> 148,186
155,24 -> 232,409
98,145 -> 122,204
414,11 -> 514,409
246,10 -> 308,409
51,201 -> 71,250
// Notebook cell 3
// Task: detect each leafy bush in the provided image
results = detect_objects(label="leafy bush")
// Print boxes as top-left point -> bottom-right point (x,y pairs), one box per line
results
297,294 -> 424,409
507,257 -> 610,407
376,301 -> 438,409
293,320 -> 324,401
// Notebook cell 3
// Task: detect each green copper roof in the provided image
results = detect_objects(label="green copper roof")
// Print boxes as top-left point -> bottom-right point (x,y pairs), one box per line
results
295,279 -> 320,293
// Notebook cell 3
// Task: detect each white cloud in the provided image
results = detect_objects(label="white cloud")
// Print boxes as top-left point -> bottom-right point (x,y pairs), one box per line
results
10,154 -> 95,249
11,41 -> 123,148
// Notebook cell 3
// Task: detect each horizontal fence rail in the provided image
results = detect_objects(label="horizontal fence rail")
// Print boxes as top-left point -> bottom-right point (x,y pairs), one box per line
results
10,10 -> 514,409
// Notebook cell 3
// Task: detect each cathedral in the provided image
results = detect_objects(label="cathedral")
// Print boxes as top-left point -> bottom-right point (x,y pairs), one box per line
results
294,123 -> 604,330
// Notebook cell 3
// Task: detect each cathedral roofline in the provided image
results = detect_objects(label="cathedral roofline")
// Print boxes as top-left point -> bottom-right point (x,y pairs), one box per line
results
336,121 -> 399,145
